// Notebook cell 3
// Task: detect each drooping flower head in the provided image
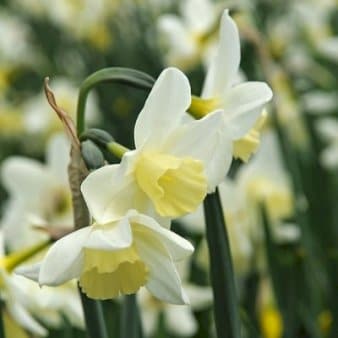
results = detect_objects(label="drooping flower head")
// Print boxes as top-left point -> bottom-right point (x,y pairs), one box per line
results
81,67 -> 230,223
17,210 -> 194,304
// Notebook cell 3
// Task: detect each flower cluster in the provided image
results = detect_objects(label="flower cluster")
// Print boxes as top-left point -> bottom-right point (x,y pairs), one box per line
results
17,10 -> 272,308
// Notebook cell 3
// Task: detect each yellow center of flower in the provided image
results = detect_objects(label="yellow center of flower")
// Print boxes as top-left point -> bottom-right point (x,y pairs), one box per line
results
189,96 -> 221,119
134,152 -> 207,217
79,245 -> 148,300
233,110 -> 267,162
247,177 -> 293,220
45,187 -> 72,221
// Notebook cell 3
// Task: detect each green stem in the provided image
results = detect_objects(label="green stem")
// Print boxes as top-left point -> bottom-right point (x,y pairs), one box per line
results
203,189 -> 241,338
0,300 -> 5,338
107,142 -> 130,159
79,289 -> 108,338
76,67 -> 155,136
120,294 -> 141,338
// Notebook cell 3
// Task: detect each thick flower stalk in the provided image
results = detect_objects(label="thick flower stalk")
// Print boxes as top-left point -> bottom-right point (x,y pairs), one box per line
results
81,67 -> 230,222
189,10 -> 273,162
18,210 -> 194,303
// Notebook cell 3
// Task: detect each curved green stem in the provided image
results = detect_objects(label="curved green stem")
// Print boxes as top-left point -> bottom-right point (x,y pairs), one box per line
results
76,67 -> 155,136
203,189 -> 241,338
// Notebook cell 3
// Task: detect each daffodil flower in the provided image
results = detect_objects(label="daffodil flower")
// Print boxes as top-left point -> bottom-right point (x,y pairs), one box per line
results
138,259 -> 212,336
17,210 -> 194,304
1,134 -> 73,250
81,67 -> 229,222
157,0 -> 218,69
190,10 -> 273,161
0,232 -> 47,337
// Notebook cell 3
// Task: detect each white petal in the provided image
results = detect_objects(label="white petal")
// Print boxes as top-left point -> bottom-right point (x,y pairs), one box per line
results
84,217 -> 133,250
81,152 -> 144,224
202,9 -> 240,98
46,133 -> 70,185
129,211 -> 194,261
15,262 -> 42,282
1,157 -> 55,200
182,0 -> 215,33
7,301 -> 48,337
184,284 -> 213,310
316,118 -> 338,142
39,227 -> 91,286
222,82 -> 273,139
134,68 -> 191,149
135,231 -> 189,305
163,111 -> 233,192
157,15 -> 196,65
138,299 -> 159,336
179,205 -> 205,234
165,305 -> 197,336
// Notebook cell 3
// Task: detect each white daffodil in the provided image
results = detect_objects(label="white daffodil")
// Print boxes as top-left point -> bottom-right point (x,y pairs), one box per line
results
237,131 -> 294,222
0,232 -> 47,337
302,91 -> 338,115
14,277 -> 84,330
17,210 -> 194,304
23,77 -> 100,135
1,133 -> 73,250
157,0 -> 219,69
81,67 -> 229,222
180,179 -> 253,275
316,118 -> 338,169
138,260 -> 212,337
190,10 -> 272,162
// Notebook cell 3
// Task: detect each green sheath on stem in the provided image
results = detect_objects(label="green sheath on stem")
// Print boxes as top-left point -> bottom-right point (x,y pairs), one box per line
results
203,189 -> 241,338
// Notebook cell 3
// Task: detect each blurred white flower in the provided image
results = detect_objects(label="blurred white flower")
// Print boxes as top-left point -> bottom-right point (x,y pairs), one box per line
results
1,134 -> 73,250
317,37 -> 338,63
0,11 -> 37,67
316,118 -> 338,169
157,0 -> 219,69
181,179 -> 253,275
17,210 -> 194,304
14,277 -> 84,330
22,77 -> 100,135
302,91 -> 338,114
0,233 -> 47,337
237,131 -> 294,222
81,67 -> 229,222
138,260 -> 212,337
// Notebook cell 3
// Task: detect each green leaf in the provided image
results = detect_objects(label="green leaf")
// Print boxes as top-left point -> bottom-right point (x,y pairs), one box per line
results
79,289 -> 109,338
203,189 -> 241,338
120,294 -> 142,338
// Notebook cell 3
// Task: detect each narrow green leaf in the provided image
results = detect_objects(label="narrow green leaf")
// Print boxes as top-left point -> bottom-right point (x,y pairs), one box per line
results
120,294 -> 142,338
0,300 -> 5,338
77,67 -> 155,135
79,289 -> 109,338
203,189 -> 241,338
